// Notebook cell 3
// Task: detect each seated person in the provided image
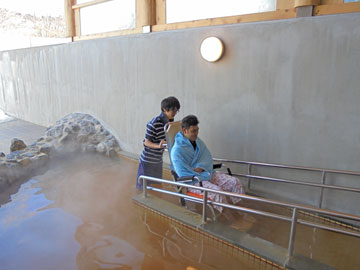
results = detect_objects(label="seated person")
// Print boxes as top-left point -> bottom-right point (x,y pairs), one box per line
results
170,115 -> 244,213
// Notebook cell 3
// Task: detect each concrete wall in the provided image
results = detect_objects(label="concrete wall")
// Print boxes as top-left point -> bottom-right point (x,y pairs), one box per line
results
1,13 -> 360,215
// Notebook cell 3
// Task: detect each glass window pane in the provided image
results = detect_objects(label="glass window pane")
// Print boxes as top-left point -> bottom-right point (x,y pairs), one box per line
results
166,0 -> 277,24
80,0 -> 135,35
344,0 -> 360,3
0,0 -> 70,51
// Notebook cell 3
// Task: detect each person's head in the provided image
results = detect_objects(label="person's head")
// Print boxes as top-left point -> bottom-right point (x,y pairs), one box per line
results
161,96 -> 180,120
181,115 -> 199,142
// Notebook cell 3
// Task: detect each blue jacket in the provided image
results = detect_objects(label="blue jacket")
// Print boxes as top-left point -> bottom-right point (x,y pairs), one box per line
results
170,132 -> 214,183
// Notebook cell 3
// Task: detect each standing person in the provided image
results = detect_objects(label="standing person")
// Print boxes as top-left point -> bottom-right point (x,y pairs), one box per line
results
136,96 -> 180,190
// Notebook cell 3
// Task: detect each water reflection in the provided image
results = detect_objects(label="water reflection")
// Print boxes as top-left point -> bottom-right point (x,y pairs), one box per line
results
0,180 -> 82,270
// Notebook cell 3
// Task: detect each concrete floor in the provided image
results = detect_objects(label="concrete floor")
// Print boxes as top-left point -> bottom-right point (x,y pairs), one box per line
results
0,118 -> 46,154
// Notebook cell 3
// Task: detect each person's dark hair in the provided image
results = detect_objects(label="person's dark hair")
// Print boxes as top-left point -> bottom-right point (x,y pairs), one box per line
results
161,96 -> 180,112
181,115 -> 199,130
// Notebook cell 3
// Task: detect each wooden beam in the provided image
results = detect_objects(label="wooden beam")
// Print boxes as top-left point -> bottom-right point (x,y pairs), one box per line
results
295,0 -> 320,8
155,0 -> 166,25
152,9 -> 296,32
320,0 -> 343,4
136,0 -> 156,27
64,0 -> 75,37
314,2 -> 360,15
277,0 -> 295,10
72,0 -> 113,10
73,28 -> 143,41
74,8 -> 81,37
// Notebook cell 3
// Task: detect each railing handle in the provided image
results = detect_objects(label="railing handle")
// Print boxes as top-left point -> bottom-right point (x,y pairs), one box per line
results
318,171 -> 326,208
202,190 -> 208,223
247,164 -> 252,190
287,208 -> 298,260
143,177 -> 147,198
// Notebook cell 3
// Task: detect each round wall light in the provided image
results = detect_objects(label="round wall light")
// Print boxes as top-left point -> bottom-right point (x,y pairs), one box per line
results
200,37 -> 224,62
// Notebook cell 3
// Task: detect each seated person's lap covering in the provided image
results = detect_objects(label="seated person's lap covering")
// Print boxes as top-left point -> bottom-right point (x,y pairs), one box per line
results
171,131 -> 244,212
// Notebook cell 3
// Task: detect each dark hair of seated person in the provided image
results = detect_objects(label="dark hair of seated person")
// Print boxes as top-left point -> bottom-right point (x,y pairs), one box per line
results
181,115 -> 199,130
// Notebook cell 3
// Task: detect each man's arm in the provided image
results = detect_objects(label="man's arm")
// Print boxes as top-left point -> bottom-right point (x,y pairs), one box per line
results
144,138 -> 166,149
144,122 -> 166,149
192,138 -> 213,175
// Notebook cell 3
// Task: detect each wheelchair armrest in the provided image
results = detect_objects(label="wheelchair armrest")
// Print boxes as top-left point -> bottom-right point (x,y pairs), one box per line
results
213,163 -> 232,176
213,163 -> 223,169
176,175 -> 194,183
171,170 -> 195,183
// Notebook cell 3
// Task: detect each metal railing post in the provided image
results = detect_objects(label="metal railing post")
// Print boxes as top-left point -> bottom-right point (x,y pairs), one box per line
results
143,177 -> 147,198
318,171 -> 326,208
247,164 -> 252,190
287,208 -> 298,259
202,190 -> 208,223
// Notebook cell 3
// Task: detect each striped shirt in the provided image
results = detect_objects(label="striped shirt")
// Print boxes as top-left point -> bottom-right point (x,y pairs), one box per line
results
140,112 -> 171,163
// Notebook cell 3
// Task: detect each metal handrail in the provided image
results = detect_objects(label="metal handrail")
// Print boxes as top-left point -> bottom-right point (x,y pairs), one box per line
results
138,175 -> 360,263
233,173 -> 360,193
213,158 -> 360,176
213,158 -> 360,208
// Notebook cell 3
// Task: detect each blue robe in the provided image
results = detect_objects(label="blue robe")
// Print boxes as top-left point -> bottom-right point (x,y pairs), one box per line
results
170,132 -> 214,183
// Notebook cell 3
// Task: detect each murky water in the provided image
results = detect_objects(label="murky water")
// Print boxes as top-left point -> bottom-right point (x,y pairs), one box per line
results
0,154 -> 359,270
0,155 -> 275,270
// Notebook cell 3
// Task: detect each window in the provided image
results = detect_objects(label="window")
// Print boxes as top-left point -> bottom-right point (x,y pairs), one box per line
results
0,0 -> 69,51
79,0 -> 135,36
166,0 -> 277,24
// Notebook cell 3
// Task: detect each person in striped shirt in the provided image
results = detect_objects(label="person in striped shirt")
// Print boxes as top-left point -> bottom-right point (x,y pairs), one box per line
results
136,96 -> 180,190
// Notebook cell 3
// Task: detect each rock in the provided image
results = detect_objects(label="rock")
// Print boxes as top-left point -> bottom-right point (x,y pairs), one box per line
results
69,113 -> 85,121
96,143 -> 106,153
0,112 -> 122,189
79,120 -> 91,128
64,127 -> 72,133
58,133 -> 74,144
37,137 -> 45,142
10,138 -> 27,152
104,139 -> 116,148
19,158 -> 30,166
28,142 -> 39,149
88,135 -> 101,145
106,149 -> 117,158
21,151 -> 39,158
30,153 -> 49,167
69,123 -> 80,132
46,124 -> 63,138
96,125 -> 104,132
39,144 -> 53,154
80,125 -> 96,135
77,134 -> 88,143
6,150 -> 23,162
